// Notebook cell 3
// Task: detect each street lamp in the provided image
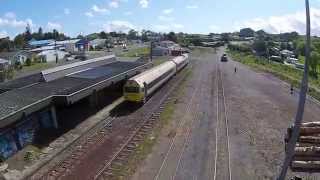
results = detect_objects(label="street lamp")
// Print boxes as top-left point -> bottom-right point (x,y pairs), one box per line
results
277,0 -> 311,179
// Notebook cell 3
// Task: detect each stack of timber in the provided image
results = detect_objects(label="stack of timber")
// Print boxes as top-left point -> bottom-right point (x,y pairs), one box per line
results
285,122 -> 320,172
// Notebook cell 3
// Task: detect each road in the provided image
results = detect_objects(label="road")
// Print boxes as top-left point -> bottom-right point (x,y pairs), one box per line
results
131,47 -> 320,180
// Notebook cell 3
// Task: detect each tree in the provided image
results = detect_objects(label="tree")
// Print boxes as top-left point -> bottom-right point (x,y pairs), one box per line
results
13,34 -> 26,49
239,28 -> 255,37
128,29 -> 138,40
141,30 -> 148,42
252,39 -> 267,56
166,32 -> 177,42
38,27 -> 43,40
310,51 -> 319,78
0,37 -> 12,52
99,31 -> 108,39
221,33 -> 230,43
25,23 -> 32,41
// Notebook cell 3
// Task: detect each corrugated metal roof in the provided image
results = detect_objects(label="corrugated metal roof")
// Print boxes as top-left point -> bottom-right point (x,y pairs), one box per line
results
29,40 -> 55,46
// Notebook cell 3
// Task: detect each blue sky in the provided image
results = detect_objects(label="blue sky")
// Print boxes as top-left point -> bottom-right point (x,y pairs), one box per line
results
0,0 -> 320,38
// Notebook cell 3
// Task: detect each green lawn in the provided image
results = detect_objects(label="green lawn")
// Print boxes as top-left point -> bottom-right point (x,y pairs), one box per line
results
118,47 -> 150,57
228,50 -> 320,101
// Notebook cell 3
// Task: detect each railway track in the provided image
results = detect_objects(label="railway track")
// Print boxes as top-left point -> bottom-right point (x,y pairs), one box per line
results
153,64 -> 204,180
94,68 -> 191,180
214,63 -> 232,180
33,66 -> 191,180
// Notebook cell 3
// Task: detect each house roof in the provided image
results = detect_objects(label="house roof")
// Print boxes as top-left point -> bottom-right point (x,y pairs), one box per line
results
29,39 -> 55,46
51,39 -> 81,46
0,58 -> 9,64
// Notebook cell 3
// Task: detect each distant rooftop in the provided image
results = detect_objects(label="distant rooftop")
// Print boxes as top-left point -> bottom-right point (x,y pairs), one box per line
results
29,39 -> 55,46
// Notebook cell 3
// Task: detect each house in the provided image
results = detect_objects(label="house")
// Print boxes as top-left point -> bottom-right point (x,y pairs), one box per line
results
0,51 -> 34,65
37,50 -> 69,63
0,59 -> 9,82
159,40 -> 176,48
89,39 -> 106,50
75,39 -> 89,52
49,39 -> 81,53
152,46 -> 170,56
280,50 -> 295,58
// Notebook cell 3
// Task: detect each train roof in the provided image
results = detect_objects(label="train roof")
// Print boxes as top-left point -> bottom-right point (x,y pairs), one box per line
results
129,61 -> 176,87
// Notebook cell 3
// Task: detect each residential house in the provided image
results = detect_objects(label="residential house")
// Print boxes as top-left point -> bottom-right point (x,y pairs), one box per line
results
89,39 -> 106,50
0,51 -> 34,65
49,39 -> 81,53
152,46 -> 170,56
37,50 -> 69,63
0,59 -> 9,82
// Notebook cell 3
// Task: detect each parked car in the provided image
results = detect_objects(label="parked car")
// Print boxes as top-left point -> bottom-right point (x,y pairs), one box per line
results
221,54 -> 228,62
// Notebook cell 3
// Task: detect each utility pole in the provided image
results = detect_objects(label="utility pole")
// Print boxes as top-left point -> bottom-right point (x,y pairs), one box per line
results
277,0 -> 311,179
150,41 -> 153,62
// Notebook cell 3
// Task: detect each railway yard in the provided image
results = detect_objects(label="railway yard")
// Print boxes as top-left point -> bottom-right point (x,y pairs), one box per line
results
1,47 -> 320,180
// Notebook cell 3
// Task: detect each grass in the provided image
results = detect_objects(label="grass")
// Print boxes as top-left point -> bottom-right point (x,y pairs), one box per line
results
228,50 -> 320,101
110,68 -> 192,179
118,47 -> 150,57
152,56 -> 170,66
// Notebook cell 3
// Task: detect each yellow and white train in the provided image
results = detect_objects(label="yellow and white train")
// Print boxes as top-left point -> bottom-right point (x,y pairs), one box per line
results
124,54 -> 189,103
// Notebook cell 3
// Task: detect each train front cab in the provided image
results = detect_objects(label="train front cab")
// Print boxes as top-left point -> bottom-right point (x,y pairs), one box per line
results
124,80 -> 144,103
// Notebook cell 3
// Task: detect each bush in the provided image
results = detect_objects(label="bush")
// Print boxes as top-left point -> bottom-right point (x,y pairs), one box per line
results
25,58 -> 32,66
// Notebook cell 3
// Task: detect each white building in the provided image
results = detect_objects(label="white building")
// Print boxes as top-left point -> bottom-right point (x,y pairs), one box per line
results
89,39 -> 106,50
37,50 -> 69,63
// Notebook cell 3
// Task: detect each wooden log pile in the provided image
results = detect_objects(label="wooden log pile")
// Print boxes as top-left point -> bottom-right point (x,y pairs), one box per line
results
285,122 -> 320,172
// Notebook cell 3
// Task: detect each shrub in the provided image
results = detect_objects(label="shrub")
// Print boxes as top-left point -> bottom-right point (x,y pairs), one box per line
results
25,58 -> 32,66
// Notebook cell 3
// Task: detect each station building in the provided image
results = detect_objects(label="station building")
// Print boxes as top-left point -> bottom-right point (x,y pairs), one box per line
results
0,55 -> 151,160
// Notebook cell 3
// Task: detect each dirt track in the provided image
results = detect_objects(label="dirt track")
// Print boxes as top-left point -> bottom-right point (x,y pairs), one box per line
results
131,47 -> 320,180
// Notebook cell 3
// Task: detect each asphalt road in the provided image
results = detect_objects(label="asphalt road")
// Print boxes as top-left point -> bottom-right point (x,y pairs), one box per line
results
131,47 -> 320,180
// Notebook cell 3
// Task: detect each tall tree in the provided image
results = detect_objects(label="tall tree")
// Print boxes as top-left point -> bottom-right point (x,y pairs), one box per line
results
128,29 -> 138,40
309,51 -> 319,78
239,28 -> 255,37
25,23 -> 32,41
38,27 -> 43,40
166,32 -> 177,42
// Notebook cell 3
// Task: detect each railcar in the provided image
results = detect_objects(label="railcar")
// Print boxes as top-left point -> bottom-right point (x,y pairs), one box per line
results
172,54 -> 189,72
124,61 -> 176,103
124,54 -> 189,103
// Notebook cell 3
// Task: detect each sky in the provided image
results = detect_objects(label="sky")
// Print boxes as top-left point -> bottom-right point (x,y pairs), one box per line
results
0,0 -> 320,39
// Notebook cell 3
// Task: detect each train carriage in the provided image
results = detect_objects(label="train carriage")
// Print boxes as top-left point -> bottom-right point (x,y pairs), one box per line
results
124,54 -> 189,103
124,61 -> 176,103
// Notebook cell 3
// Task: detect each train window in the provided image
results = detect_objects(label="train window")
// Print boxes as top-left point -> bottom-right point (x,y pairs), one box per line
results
125,87 -> 140,93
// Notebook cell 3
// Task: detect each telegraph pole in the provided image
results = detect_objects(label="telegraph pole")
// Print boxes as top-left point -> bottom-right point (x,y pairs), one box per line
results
277,0 -> 311,179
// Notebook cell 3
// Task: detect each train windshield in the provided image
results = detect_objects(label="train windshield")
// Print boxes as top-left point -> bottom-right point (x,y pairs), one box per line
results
125,86 -> 140,93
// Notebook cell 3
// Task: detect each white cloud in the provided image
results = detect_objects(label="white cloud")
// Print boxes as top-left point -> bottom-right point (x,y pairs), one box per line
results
209,25 -> 219,30
92,5 -> 109,13
162,8 -> 174,15
235,8 -> 320,36
153,23 -> 185,32
0,17 -> 33,28
109,1 -> 119,8
4,12 -> 16,19
139,0 -> 149,8
0,30 -> 8,38
154,25 -> 170,31
103,20 -> 135,32
124,11 -> 133,16
186,5 -> 198,9
47,22 -> 62,30
173,24 -> 184,29
158,15 -> 174,22
85,12 -> 94,17
64,8 -> 70,15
